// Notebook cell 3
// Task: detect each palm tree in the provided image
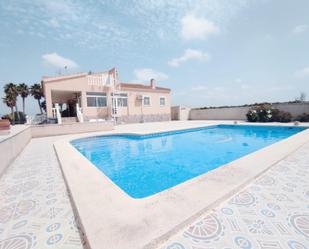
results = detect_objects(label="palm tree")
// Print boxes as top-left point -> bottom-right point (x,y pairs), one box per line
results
17,83 -> 29,114
3,83 -> 19,121
3,95 -> 16,124
30,83 -> 43,114
4,83 -> 18,96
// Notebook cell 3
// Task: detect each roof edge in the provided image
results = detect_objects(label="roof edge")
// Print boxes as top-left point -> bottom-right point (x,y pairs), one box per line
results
119,82 -> 171,92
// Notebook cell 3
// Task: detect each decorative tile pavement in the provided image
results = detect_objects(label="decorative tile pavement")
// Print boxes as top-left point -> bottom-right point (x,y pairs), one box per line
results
2,128 -> 309,249
161,142 -> 309,249
0,137 -> 85,249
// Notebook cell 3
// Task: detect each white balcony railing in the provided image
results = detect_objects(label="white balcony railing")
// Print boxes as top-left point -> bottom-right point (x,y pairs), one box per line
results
87,74 -> 114,87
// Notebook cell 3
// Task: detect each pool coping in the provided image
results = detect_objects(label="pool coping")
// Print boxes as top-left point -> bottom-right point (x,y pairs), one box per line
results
54,121 -> 309,249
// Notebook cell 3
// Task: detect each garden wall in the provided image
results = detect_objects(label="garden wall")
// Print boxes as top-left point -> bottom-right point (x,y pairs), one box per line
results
188,103 -> 309,120
0,122 -> 114,176
171,106 -> 191,121
273,103 -> 309,117
0,126 -> 32,177
31,121 -> 114,138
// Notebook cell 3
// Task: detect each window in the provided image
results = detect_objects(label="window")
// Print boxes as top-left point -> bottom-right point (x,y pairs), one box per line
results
111,93 -> 128,107
160,97 -> 166,106
117,98 -> 128,107
143,96 -> 150,106
86,92 -> 107,107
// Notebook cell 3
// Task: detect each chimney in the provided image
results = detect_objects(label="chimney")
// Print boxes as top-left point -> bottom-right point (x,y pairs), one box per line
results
150,79 -> 156,89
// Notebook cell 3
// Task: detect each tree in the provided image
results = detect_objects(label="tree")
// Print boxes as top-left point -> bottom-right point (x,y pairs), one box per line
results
4,83 -> 17,94
30,83 -> 44,114
40,100 -> 46,113
300,92 -> 306,102
17,83 -> 29,114
2,95 -> 16,124
3,83 -> 19,121
295,92 -> 306,103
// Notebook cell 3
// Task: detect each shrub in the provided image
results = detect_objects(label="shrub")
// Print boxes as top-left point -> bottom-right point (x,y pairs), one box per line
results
246,104 -> 273,122
246,105 -> 293,123
271,109 -> 292,123
2,111 -> 26,124
246,109 -> 258,122
295,113 -> 309,122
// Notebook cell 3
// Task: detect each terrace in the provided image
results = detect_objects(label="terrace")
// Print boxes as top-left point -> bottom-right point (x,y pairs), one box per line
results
1,121 -> 309,248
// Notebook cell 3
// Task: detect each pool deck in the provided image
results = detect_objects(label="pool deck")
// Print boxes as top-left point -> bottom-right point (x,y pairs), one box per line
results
160,139 -> 309,249
1,121 -> 309,248
0,135 -> 86,249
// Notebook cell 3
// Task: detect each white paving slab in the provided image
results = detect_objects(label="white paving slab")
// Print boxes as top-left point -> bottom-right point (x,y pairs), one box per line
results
1,121 -> 309,249
0,136 -> 85,249
160,141 -> 309,249
54,121 -> 309,249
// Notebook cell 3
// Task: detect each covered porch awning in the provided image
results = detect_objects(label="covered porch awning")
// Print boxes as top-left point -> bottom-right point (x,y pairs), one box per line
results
51,90 -> 82,118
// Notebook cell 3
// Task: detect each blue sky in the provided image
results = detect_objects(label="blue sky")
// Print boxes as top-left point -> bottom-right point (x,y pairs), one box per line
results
1,0 -> 309,115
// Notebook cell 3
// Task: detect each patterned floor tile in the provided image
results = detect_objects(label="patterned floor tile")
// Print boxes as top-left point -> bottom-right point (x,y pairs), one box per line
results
161,142 -> 309,249
0,137 -> 85,249
2,132 -> 309,249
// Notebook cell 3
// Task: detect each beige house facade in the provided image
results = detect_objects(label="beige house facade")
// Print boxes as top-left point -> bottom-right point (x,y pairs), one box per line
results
42,68 -> 171,123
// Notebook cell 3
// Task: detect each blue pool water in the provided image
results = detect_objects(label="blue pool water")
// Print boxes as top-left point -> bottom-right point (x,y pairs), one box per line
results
71,125 -> 305,198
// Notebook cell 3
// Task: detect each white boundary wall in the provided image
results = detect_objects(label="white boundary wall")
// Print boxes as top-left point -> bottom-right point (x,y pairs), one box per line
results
0,122 -> 114,176
0,127 -> 32,177
188,103 -> 309,120
171,106 -> 191,121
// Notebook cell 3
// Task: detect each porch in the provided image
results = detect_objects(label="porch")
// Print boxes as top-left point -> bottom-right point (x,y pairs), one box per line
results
50,90 -> 82,121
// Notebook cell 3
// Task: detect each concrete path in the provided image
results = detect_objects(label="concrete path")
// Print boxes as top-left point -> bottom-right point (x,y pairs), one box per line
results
160,142 -> 309,249
0,137 -> 85,249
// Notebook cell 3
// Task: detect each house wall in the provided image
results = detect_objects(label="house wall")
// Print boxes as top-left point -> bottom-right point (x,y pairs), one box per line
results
44,75 -> 171,123
117,88 -> 171,123
43,75 -> 112,120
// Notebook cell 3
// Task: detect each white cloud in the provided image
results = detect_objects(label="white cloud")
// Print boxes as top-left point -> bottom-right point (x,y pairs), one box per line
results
133,68 -> 168,82
292,24 -> 308,34
1,0 -> 248,52
181,14 -> 219,40
168,49 -> 210,67
295,67 -> 309,78
42,53 -> 79,69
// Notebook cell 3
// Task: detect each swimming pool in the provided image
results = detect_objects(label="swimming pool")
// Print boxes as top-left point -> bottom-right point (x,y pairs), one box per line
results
71,125 -> 305,198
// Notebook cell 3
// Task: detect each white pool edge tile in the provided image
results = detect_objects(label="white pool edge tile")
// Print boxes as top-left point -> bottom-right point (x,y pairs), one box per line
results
54,121 -> 309,249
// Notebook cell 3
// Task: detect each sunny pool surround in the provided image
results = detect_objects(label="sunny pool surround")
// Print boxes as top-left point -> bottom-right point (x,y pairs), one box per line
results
53,121 -> 309,249
161,140 -> 309,248
71,125 -> 305,199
